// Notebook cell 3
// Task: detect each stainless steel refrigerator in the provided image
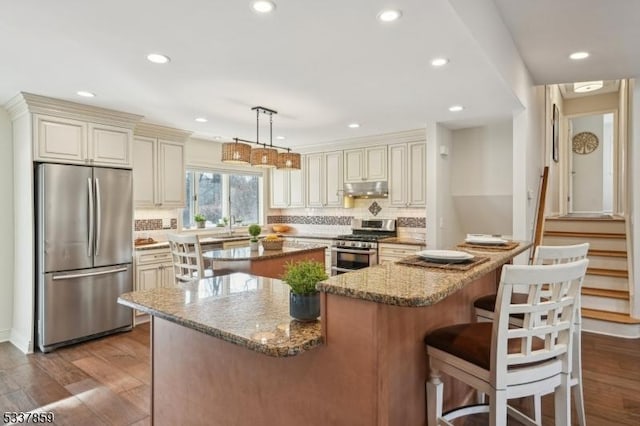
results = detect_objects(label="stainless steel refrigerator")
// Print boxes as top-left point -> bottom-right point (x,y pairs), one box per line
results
36,163 -> 133,352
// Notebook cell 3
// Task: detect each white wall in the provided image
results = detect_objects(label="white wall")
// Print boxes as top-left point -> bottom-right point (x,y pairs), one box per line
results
450,121 -> 513,237
0,108 -> 14,342
630,78 -> 639,318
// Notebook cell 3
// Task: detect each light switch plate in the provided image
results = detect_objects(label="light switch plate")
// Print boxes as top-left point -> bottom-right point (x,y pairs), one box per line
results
162,218 -> 171,228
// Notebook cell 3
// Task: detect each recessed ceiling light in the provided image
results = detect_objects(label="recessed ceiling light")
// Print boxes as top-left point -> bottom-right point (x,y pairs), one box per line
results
276,136 -> 286,140
195,117 -> 208,123
574,81 -> 604,93
377,9 -> 402,22
146,53 -> 171,64
348,123 -> 360,128
431,58 -> 449,67
569,51 -> 589,60
448,105 -> 464,112
252,1 -> 276,13
76,91 -> 95,98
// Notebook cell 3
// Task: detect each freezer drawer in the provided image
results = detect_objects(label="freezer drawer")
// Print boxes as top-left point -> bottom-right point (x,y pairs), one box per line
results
38,264 -> 133,352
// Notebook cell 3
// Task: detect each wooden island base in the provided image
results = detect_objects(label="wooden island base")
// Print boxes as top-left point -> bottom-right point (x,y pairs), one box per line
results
151,270 -> 497,426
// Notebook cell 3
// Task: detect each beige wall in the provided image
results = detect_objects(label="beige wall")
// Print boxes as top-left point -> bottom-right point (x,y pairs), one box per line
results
0,108 -> 14,341
564,92 -> 619,116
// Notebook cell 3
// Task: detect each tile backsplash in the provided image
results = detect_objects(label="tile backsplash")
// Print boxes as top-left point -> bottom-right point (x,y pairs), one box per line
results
134,219 -> 177,231
267,215 -> 425,229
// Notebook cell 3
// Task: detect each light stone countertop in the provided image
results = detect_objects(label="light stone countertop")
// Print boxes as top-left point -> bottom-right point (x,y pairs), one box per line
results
317,242 -> 531,307
202,242 -> 325,261
118,273 -> 322,357
134,235 -> 251,251
378,237 -> 426,246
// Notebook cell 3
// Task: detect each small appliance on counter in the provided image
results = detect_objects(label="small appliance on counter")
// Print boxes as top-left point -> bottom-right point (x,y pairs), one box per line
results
36,163 -> 133,352
331,218 -> 396,275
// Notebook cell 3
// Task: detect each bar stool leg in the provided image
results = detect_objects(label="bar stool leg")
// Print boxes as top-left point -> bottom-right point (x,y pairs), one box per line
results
489,389 -> 507,426
426,367 -> 443,426
555,374 -> 571,425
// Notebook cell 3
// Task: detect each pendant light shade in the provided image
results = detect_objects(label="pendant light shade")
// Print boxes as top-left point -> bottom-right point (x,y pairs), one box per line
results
277,151 -> 301,170
221,140 -> 251,164
250,147 -> 278,168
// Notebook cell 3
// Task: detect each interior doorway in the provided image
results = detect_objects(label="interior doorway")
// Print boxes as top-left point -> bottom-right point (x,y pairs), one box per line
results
567,112 -> 615,215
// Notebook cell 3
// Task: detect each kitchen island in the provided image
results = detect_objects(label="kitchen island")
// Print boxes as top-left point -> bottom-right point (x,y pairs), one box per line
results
202,242 -> 326,279
118,242 -> 530,426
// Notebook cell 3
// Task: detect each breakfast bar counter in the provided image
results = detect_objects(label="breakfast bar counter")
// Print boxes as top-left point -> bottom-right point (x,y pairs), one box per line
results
118,241 -> 530,426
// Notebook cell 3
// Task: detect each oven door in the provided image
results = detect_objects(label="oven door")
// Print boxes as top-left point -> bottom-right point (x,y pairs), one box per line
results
331,247 -> 377,275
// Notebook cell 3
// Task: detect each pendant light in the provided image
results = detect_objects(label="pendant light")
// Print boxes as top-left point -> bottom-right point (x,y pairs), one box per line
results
225,106 -> 301,170
221,139 -> 251,164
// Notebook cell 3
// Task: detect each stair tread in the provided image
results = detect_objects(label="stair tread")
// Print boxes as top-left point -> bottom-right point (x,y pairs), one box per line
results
587,268 -> 629,278
581,308 -> 640,324
588,249 -> 627,258
582,288 -> 629,299
546,215 -> 624,222
544,231 -> 626,239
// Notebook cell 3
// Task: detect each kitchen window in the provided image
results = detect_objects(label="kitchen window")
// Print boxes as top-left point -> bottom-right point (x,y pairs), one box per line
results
182,169 -> 263,229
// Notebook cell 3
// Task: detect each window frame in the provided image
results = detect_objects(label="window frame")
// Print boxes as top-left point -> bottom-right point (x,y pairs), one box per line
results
182,167 -> 265,230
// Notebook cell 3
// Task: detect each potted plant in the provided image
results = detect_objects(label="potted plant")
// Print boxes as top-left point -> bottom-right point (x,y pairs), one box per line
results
194,213 -> 206,229
281,260 -> 328,321
248,224 -> 261,251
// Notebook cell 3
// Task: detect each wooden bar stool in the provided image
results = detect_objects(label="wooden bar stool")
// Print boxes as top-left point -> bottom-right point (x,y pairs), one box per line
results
426,259 -> 589,426
474,243 -> 589,425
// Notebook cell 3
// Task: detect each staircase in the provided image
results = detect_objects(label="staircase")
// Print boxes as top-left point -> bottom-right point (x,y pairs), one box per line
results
543,215 -> 640,338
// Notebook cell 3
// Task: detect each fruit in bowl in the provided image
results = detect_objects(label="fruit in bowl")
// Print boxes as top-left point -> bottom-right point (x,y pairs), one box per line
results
272,224 -> 290,233
264,234 -> 282,241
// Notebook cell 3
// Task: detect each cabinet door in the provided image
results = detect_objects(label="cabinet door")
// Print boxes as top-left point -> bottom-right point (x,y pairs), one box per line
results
270,169 -> 289,208
408,142 -> 426,207
161,262 -> 176,288
289,166 -> 305,208
136,263 -> 162,291
325,151 -> 344,207
34,114 -> 87,163
388,144 -> 407,206
133,136 -> 156,208
343,149 -> 364,182
366,146 -> 387,181
306,153 -> 324,207
89,123 -> 132,167
157,140 -> 186,208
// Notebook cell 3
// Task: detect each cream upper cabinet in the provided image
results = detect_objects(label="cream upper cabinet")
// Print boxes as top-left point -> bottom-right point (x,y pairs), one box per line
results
271,166 -> 305,209
305,151 -> 343,207
343,146 -> 387,182
133,136 -> 186,208
388,141 -> 426,207
34,114 -> 132,167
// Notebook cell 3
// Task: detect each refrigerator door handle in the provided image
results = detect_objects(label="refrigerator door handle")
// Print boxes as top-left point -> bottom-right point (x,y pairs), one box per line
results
87,177 -> 94,257
52,267 -> 129,280
95,177 -> 101,256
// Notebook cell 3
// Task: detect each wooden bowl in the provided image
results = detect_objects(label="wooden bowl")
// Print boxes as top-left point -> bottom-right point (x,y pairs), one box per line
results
272,224 -> 290,233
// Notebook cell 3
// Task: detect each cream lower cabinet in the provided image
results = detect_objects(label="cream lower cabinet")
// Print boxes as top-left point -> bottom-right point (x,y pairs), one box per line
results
388,142 -> 426,207
134,247 -> 175,318
133,136 -> 186,208
378,243 -> 425,264
306,151 -> 343,207
34,113 -> 133,167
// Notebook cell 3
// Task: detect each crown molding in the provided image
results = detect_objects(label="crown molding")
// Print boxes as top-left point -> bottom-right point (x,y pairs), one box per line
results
4,92 -> 143,128
297,128 -> 427,153
135,121 -> 192,142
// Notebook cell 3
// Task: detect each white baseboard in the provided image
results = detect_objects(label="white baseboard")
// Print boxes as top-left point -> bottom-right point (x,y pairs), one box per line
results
10,328 -> 33,354
583,318 -> 640,339
0,328 -> 10,342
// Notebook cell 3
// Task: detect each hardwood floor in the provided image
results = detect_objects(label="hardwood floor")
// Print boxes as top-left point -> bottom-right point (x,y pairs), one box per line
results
0,323 -> 150,426
1,325 -> 638,425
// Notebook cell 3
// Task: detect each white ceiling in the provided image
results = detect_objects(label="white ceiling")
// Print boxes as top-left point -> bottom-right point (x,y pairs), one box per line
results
1,1 -> 637,147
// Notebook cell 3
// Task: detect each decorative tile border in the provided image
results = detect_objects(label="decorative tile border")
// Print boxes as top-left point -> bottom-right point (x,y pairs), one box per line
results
397,217 -> 426,228
135,219 -> 178,231
267,215 -> 425,228
267,216 -> 353,226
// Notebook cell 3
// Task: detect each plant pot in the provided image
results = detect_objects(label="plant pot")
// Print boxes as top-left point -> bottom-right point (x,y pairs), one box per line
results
250,241 -> 259,251
289,292 -> 320,322
196,221 -> 205,229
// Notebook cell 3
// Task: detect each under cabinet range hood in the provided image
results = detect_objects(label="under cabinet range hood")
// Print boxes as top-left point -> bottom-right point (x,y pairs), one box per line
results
343,181 -> 388,198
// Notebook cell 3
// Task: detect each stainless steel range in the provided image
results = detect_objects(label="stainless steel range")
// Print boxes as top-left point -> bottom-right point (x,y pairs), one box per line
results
331,219 -> 396,275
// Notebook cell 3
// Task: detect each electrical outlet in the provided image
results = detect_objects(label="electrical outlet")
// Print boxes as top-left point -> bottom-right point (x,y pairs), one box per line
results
162,218 -> 171,229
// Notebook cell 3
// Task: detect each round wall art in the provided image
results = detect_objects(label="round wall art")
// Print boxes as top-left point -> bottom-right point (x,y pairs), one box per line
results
572,131 -> 599,154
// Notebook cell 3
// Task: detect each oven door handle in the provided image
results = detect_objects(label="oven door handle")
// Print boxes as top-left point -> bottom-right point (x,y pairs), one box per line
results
331,266 -> 360,273
331,247 -> 377,255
